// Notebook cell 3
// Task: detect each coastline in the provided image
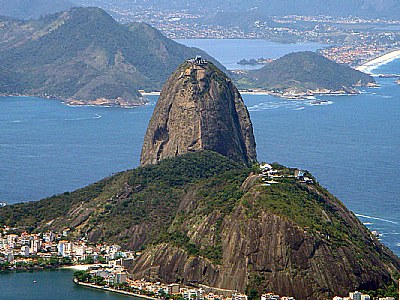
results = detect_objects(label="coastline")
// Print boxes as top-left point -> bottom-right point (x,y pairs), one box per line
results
141,92 -> 161,96
356,49 -> 400,74
74,280 -> 158,300
1,263 -> 105,273
0,93 -> 147,108
238,87 -> 369,99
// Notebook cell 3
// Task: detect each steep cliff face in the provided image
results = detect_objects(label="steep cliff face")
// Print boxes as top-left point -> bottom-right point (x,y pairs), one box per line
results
129,170 -> 400,299
140,59 -> 257,166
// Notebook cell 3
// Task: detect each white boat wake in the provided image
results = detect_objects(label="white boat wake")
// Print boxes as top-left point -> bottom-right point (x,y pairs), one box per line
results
64,114 -> 102,121
355,213 -> 398,225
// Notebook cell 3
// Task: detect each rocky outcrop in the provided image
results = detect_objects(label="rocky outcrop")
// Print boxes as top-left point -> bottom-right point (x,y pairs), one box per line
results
140,59 -> 257,166
131,180 -> 400,299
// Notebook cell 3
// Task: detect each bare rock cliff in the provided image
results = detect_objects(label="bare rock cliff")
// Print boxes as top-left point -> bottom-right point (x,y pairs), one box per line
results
140,59 -> 257,166
130,178 -> 400,299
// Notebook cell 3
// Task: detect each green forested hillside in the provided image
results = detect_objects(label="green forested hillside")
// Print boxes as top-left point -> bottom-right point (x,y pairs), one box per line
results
237,51 -> 375,92
0,7 -> 223,104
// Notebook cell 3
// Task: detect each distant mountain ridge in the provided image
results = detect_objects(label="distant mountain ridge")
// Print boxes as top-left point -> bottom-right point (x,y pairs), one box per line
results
0,7 -> 225,106
0,0 -> 76,20
73,0 -> 400,19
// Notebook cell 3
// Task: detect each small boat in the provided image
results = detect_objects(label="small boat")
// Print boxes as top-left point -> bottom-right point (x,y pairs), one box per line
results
310,100 -> 330,106
33,281 -> 37,284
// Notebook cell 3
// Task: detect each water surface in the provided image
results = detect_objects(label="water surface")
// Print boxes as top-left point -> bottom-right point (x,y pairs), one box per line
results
175,39 -> 327,70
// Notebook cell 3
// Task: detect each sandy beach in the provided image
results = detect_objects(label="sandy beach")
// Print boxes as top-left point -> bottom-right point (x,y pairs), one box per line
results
356,49 -> 400,74
62,264 -> 107,271
141,92 -> 161,96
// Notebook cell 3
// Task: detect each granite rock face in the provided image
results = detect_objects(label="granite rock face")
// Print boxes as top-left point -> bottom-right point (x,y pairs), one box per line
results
130,181 -> 400,300
140,59 -> 257,166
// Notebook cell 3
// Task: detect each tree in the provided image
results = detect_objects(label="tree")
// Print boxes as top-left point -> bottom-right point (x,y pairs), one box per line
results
73,270 -> 91,282
247,288 -> 259,300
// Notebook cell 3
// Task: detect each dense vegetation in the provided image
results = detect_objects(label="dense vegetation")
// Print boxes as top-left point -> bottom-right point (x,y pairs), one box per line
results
0,151 -> 249,263
237,51 -> 375,92
0,7 -> 224,103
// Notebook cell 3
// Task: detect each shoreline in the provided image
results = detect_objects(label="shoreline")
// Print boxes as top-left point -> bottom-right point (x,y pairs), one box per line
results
238,87 -> 370,99
74,280 -> 158,300
356,49 -> 400,74
141,92 -> 161,96
1,263 -> 105,273
0,93 -> 147,108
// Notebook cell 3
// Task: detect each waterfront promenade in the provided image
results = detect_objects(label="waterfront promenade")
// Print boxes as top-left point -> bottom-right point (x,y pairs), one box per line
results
74,280 -> 158,300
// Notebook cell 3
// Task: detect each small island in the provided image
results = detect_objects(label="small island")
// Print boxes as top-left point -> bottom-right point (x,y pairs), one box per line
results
237,57 -> 274,65
235,51 -> 376,99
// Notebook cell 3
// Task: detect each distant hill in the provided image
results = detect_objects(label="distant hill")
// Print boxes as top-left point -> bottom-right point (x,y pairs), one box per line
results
0,7 -> 224,106
0,66 -> 21,93
238,51 -> 375,94
0,0 -> 75,20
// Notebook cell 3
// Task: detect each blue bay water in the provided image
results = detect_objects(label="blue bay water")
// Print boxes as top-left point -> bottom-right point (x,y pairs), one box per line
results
1,269 -> 136,300
175,39 -> 327,70
1,40 -> 400,297
0,98 -> 155,203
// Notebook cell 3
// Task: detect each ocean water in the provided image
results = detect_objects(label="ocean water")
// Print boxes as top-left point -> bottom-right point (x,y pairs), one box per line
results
0,98 -> 155,203
0,40 -> 400,297
175,39 -> 327,70
0,269 -> 135,300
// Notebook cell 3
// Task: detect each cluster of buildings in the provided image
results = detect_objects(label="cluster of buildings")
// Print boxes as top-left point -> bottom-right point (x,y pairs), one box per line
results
81,265 -> 296,300
261,292 -> 295,300
0,226 -> 134,267
320,45 -> 400,67
259,163 -> 314,186
82,2 -> 400,44
333,291 -> 398,300
333,291 -> 371,300
273,15 -> 400,26
80,264 -> 251,300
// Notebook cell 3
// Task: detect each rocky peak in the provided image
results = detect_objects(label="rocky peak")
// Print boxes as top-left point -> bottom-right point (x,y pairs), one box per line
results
140,58 -> 257,166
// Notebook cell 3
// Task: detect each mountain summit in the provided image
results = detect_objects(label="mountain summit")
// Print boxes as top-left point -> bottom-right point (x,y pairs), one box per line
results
140,58 -> 257,166
0,7 -> 225,106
